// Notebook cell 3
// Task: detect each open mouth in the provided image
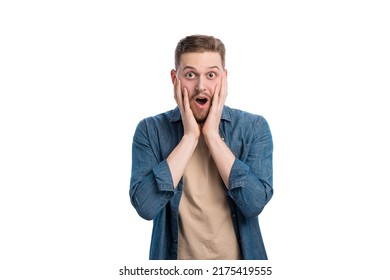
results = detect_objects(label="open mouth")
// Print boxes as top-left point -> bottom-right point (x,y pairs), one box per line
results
196,98 -> 208,105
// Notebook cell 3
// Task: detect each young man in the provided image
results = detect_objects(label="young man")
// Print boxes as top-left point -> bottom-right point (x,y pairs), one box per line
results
130,35 -> 273,260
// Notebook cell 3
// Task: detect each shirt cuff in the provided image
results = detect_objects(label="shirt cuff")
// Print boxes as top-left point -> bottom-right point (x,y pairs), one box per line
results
152,159 -> 175,192
229,158 -> 249,190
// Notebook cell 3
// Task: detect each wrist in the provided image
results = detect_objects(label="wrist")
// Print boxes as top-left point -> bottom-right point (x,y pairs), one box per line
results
182,133 -> 199,146
202,130 -> 221,143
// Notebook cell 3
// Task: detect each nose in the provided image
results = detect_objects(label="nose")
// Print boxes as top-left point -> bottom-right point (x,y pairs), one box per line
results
195,76 -> 206,92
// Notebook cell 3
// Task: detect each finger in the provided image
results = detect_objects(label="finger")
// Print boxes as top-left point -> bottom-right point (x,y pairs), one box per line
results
183,86 -> 191,112
173,77 -> 179,100
173,77 -> 177,97
213,82 -> 221,103
174,78 -> 184,112
211,82 -> 221,110
220,73 -> 228,103
214,74 -> 226,109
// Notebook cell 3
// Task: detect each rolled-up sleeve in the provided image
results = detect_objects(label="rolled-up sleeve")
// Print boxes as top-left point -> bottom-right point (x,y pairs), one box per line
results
228,116 -> 273,218
130,120 -> 176,220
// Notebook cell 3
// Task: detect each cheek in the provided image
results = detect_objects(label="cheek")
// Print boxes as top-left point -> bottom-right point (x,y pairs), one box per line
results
208,81 -> 219,95
181,81 -> 196,95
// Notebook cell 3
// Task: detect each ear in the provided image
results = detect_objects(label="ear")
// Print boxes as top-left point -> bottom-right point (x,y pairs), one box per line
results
170,69 -> 177,85
224,68 -> 228,77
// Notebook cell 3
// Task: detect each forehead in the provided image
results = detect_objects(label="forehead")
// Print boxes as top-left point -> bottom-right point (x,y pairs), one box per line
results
178,52 -> 223,70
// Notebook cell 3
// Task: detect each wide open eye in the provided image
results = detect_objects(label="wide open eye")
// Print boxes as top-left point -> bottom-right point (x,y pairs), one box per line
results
185,72 -> 196,79
207,72 -> 217,79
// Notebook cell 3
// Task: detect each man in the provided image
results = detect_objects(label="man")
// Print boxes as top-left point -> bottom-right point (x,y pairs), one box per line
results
130,35 -> 273,260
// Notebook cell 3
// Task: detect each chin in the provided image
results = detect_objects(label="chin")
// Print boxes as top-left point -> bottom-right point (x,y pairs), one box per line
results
195,114 -> 208,123
193,109 -> 209,123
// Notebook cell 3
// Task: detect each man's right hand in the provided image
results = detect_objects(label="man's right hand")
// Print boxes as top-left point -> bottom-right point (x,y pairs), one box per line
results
167,78 -> 200,188
174,78 -> 200,140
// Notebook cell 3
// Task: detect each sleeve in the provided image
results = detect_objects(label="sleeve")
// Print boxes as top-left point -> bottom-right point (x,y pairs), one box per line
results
129,120 -> 177,220
228,116 -> 273,218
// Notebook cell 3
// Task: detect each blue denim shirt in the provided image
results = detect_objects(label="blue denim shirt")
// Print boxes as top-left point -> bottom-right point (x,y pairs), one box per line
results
130,106 -> 273,260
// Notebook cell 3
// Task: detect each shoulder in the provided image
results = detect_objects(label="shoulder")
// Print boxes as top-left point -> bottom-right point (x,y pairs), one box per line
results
223,106 -> 270,128
133,108 -> 181,141
137,107 -> 180,128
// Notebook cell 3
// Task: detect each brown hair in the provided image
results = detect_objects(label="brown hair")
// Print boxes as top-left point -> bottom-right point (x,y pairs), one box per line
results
174,34 -> 226,69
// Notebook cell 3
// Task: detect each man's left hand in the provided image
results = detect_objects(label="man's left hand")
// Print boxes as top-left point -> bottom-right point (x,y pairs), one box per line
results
202,71 -> 228,136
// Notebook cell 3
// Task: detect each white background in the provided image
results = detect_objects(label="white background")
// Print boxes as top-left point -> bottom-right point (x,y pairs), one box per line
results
1,1 -> 389,279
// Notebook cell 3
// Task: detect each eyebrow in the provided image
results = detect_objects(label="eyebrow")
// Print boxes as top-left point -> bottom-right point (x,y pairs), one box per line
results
182,66 -> 221,71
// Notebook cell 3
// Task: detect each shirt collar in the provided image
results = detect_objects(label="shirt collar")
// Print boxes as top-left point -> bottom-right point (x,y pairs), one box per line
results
170,106 -> 232,122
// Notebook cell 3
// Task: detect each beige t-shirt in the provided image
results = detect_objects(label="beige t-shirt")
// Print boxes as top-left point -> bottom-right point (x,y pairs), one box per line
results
178,135 -> 242,260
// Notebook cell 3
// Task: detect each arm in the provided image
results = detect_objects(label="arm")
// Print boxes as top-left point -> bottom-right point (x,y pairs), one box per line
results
203,73 -> 273,218
228,116 -> 273,218
130,120 -> 177,220
206,116 -> 273,218
167,78 -> 200,187
130,78 -> 200,220
202,71 -> 234,187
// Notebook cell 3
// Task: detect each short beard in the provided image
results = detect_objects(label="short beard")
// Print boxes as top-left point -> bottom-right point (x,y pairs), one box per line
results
194,111 -> 209,124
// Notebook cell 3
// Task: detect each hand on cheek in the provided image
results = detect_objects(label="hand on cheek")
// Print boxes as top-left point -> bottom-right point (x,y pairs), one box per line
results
174,78 -> 200,139
202,72 -> 227,136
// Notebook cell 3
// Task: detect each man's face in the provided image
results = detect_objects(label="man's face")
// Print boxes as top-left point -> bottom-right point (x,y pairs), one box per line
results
172,52 -> 225,123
